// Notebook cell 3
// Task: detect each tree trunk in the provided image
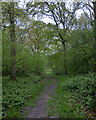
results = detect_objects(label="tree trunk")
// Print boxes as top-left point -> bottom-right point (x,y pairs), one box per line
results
62,41 -> 67,74
58,34 -> 67,74
59,34 -> 67,74
93,2 -> 96,40
9,2 -> 16,80
93,2 -> 96,73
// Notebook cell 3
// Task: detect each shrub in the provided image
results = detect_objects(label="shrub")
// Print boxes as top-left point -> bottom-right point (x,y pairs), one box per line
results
61,74 -> 96,109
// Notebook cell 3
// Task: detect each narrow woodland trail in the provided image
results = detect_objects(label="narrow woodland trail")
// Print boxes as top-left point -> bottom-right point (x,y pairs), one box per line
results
28,77 -> 58,118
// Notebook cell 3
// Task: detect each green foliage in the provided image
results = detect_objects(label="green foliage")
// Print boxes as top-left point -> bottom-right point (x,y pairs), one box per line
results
49,52 -> 65,75
48,75 -> 85,118
2,2 -> 96,118
66,49 -> 91,74
57,74 -> 96,110
66,29 -> 95,74
2,34 -> 46,76
2,32 -> 11,75
2,75 -> 45,117
49,28 -> 95,75
16,52 -> 45,76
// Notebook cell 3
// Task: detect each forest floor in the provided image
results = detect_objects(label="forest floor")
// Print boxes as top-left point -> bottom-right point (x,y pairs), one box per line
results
3,75 -> 95,119
21,76 -> 58,118
20,75 -> 90,119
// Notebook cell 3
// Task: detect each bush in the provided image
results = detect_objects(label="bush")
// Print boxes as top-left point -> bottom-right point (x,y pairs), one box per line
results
16,52 -> 46,76
2,39 -> 46,76
49,52 -> 65,75
61,74 -> 96,109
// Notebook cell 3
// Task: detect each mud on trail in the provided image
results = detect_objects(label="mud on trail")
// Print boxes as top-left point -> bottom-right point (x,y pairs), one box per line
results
21,77 -> 58,118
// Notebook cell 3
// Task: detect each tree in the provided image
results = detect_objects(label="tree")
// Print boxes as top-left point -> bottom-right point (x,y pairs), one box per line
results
2,2 -> 28,78
9,2 -> 16,80
26,2 -> 81,74
93,1 -> 96,72
93,2 -> 96,39
83,1 -> 96,72
26,20 -> 47,55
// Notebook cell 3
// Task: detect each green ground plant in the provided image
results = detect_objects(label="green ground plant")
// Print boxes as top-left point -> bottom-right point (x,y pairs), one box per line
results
48,74 -> 96,118
2,75 -> 51,118
48,75 -> 85,118
59,74 -> 96,109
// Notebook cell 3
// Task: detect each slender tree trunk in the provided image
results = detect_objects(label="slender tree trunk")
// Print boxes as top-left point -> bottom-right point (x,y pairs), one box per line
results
93,2 -> 96,73
62,41 -> 67,74
9,2 -> 16,80
93,2 -> 96,40
59,34 -> 67,74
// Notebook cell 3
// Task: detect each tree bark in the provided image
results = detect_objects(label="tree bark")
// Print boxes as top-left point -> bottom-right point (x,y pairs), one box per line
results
9,2 -> 16,80
62,41 -> 67,74
93,2 -> 96,40
93,2 -> 96,73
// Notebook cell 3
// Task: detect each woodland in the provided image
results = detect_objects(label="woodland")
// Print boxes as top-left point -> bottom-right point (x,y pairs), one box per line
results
1,1 -> 96,119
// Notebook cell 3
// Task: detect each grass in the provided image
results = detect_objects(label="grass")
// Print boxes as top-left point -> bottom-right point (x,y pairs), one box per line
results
48,75 -> 86,118
2,74 -> 54,118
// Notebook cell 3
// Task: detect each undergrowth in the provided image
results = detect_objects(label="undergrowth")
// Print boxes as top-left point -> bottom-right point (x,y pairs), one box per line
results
48,75 -> 85,118
2,74 -> 50,118
55,74 -> 96,118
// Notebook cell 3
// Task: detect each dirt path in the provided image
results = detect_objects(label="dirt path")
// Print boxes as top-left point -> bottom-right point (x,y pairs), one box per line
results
28,77 -> 58,118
